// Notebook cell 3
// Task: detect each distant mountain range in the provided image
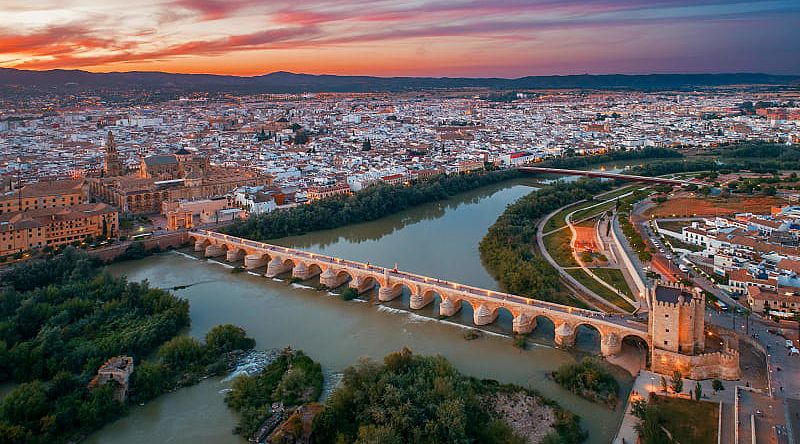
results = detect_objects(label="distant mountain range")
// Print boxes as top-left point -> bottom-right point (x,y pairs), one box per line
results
1,68 -> 798,95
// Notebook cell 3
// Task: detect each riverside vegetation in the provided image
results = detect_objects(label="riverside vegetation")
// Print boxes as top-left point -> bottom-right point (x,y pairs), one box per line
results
479,179 -> 614,306
225,168 -> 522,241
312,348 -> 586,444
225,348 -> 323,440
0,249 -> 256,444
552,358 -> 621,408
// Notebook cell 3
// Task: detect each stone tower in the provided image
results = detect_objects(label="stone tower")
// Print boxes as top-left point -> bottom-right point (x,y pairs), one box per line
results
648,281 -> 739,380
649,281 -> 705,355
103,131 -> 124,177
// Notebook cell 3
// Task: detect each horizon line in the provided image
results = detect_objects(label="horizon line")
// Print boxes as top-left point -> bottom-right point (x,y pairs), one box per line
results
3,67 -> 799,80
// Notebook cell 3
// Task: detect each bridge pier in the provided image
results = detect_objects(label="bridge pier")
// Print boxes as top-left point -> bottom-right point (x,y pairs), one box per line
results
244,254 -> 268,270
349,276 -> 376,294
378,285 -> 403,302
473,304 -> 498,326
439,298 -> 461,317
226,249 -> 244,262
292,263 -> 321,280
320,269 -> 348,289
204,244 -> 226,258
410,292 -> 434,310
601,332 -> 622,357
266,257 -> 292,277
554,323 -> 576,348
512,313 -> 536,334
194,240 -> 209,252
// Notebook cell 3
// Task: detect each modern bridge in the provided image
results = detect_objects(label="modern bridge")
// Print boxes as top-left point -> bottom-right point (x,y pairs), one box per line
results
189,229 -> 650,357
517,166 -> 690,185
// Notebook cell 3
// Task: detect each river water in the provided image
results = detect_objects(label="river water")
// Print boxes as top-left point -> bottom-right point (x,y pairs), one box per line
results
87,176 -> 637,444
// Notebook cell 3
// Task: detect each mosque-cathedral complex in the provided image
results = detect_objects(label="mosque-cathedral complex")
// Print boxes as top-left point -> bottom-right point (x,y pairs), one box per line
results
89,131 -> 271,215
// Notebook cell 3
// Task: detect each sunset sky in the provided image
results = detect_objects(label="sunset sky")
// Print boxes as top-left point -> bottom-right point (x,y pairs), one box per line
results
1,0 -> 798,77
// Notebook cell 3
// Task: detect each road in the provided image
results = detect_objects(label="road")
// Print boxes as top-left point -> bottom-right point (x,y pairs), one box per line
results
737,388 -> 790,444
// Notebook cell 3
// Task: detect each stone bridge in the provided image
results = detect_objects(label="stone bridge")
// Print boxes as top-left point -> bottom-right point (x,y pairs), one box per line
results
190,229 -> 651,357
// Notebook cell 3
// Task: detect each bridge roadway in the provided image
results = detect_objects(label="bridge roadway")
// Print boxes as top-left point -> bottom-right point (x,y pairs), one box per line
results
190,229 -> 650,357
517,166 -> 690,185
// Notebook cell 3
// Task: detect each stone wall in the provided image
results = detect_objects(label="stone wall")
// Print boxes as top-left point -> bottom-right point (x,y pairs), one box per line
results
651,347 -> 740,380
89,232 -> 189,262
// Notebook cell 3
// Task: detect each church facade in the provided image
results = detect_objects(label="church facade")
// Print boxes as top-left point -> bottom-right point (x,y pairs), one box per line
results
90,132 -> 271,215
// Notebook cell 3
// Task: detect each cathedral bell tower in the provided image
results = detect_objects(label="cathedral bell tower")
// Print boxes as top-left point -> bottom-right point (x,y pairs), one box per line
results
103,131 -> 124,177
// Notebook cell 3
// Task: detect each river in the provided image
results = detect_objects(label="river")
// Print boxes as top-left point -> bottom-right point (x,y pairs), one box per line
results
87,176 -> 637,444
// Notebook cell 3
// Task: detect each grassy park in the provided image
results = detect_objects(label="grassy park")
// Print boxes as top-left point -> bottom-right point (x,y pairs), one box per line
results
650,395 -> 719,444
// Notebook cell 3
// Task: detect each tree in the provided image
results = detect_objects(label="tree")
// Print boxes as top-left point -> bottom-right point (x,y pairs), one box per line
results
712,379 -> 724,393
205,324 -> 255,355
634,405 -> 671,444
0,381 -> 48,430
671,371 -> 683,394
158,336 -> 204,369
694,381 -> 702,400
631,399 -> 647,419
293,130 -> 309,145
660,376 -> 668,393
130,361 -> 171,402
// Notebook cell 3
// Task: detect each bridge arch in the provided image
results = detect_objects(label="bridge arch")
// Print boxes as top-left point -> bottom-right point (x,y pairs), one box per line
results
573,322 -> 603,354
359,275 -> 379,288
530,314 -> 556,342
621,334 -> 651,368
306,263 -> 323,276
335,269 -> 354,283
438,296 -> 473,320
407,286 -> 441,310
282,257 -> 297,268
490,305 -> 516,332
390,282 -> 413,295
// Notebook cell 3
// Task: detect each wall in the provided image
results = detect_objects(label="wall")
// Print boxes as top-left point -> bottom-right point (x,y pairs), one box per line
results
610,214 -> 647,298
89,232 -> 189,262
651,347 -> 740,380
653,220 -> 683,241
